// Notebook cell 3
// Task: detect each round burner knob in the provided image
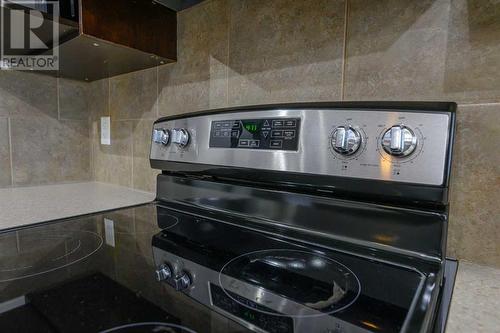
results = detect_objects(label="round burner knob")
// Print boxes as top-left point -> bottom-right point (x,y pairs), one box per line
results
331,126 -> 362,155
155,264 -> 172,282
171,128 -> 190,148
152,128 -> 170,145
173,272 -> 191,291
381,125 -> 418,157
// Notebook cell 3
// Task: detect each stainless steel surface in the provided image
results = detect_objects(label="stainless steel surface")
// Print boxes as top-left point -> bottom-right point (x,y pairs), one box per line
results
153,128 -> 170,145
151,109 -> 451,185
331,126 -> 362,155
152,247 -> 372,333
155,263 -> 172,282
381,125 -> 418,157
156,175 -> 447,262
171,272 -> 192,291
171,128 -> 190,148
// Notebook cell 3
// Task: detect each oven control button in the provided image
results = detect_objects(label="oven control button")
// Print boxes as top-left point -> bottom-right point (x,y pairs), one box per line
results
171,128 -> 190,148
171,272 -> 191,291
152,128 -> 170,145
155,264 -> 172,282
331,126 -> 361,155
381,125 -> 417,157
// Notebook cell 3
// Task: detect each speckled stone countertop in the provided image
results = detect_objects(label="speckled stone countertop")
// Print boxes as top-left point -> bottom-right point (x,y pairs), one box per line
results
447,261 -> 500,332
0,182 -> 155,231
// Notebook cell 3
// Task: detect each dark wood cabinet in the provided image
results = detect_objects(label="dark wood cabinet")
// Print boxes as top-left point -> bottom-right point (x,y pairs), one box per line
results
1,0 -> 178,81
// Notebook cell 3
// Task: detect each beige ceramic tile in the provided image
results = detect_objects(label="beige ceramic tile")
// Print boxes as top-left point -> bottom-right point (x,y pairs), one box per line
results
345,0 -> 453,101
227,0 -> 345,106
158,0 -> 229,116
132,120 -> 159,193
92,120 -> 133,187
447,104 -> 500,267
444,0 -> 500,103
88,78 -> 109,119
58,78 -> 90,120
110,68 -> 157,120
345,0 -> 500,103
10,117 -> 90,186
88,78 -> 109,181
0,118 -> 11,187
0,71 -> 58,118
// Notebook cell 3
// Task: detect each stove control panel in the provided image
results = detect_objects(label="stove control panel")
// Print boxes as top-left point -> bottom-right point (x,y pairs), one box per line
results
151,107 -> 453,185
209,118 -> 300,151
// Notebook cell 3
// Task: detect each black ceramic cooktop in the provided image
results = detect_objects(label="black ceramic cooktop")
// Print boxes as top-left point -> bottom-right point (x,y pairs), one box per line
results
0,204 -> 244,333
0,202 -> 433,333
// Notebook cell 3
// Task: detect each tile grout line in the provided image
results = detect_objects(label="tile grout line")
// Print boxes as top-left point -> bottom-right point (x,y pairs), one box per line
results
56,77 -> 60,120
131,119 -> 134,189
130,75 -> 135,189
340,0 -> 349,101
156,65 -> 159,117
88,83 -> 94,181
107,77 -> 111,117
226,0 -> 230,106
7,117 -> 14,186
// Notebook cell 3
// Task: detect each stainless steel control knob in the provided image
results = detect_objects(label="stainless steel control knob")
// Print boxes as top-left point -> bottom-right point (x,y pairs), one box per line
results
155,264 -> 172,282
381,125 -> 418,157
171,272 -> 191,291
331,126 -> 362,155
171,128 -> 190,148
152,128 -> 170,145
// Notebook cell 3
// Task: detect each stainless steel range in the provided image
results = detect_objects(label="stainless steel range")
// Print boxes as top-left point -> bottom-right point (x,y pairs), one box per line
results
150,102 -> 457,333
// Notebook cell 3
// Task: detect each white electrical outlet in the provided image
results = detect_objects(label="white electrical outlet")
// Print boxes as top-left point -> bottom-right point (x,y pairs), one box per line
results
104,218 -> 115,247
101,116 -> 111,145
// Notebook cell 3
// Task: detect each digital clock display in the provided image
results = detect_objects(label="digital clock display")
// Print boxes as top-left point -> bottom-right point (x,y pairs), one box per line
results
243,122 -> 259,133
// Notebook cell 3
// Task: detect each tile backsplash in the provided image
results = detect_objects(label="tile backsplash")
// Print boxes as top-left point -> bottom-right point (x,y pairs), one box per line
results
0,71 -> 90,187
1,0 -> 499,267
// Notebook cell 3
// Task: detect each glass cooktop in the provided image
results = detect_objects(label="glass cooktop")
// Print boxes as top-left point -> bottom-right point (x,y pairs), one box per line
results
0,203 -> 435,333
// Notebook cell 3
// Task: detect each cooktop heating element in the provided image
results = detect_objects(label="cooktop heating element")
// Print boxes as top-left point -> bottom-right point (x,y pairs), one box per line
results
0,227 -> 102,283
149,102 -> 457,333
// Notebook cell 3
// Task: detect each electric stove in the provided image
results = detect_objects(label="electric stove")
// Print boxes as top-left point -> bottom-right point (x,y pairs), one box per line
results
149,102 -> 458,333
0,102 -> 458,333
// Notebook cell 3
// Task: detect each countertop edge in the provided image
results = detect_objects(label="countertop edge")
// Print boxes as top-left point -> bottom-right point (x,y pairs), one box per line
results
0,182 -> 156,232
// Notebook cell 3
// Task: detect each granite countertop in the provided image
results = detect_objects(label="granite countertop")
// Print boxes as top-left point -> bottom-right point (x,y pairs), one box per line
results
0,182 -> 155,231
447,261 -> 500,333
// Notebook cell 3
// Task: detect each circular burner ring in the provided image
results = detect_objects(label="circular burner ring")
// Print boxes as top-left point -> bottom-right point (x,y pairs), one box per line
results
0,230 -> 103,283
218,248 -> 361,318
99,322 -> 198,333
0,236 -> 82,273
